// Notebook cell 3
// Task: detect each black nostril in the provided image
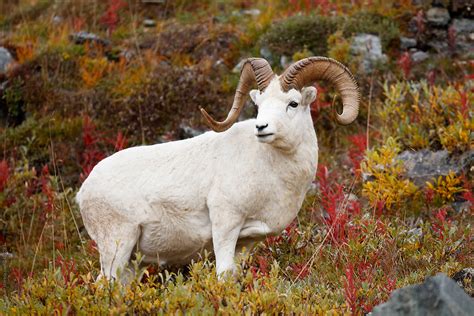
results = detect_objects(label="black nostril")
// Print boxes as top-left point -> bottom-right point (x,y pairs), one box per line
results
256,123 -> 268,131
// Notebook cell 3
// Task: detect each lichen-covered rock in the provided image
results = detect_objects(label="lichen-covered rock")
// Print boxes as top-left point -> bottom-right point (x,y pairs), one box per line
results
372,273 -> 474,316
397,149 -> 473,187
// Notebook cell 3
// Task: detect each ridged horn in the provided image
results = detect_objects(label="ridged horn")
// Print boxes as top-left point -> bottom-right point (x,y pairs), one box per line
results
280,57 -> 360,125
200,58 -> 274,132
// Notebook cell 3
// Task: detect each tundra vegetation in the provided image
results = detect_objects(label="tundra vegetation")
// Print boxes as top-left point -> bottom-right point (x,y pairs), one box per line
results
0,0 -> 473,315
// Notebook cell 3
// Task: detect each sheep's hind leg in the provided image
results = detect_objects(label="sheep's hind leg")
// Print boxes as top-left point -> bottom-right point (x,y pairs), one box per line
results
96,223 -> 140,284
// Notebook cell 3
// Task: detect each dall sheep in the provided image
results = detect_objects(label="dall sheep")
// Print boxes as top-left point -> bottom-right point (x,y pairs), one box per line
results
76,57 -> 360,281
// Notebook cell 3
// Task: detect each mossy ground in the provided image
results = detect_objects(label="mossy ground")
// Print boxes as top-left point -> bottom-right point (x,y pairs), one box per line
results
0,0 -> 472,314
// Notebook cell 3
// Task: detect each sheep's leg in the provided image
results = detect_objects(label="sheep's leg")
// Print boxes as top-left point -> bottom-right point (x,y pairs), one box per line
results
210,215 -> 244,278
96,224 -> 140,284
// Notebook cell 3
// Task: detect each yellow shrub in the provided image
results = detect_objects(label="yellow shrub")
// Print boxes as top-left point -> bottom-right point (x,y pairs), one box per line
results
79,56 -> 110,88
426,171 -> 465,202
361,137 -> 419,210
438,114 -> 473,153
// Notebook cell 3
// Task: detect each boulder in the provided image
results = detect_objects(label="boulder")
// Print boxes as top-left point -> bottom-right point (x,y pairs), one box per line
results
400,37 -> 417,50
143,19 -> 156,28
259,46 -> 274,64
451,18 -> 474,55
372,273 -> 474,316
0,47 -> 13,74
452,18 -> 474,33
411,50 -> 429,62
351,34 -> 387,73
232,59 -> 246,73
426,7 -> 450,26
70,31 -> 110,47
177,123 -> 204,140
397,149 -> 473,187
280,55 -> 291,69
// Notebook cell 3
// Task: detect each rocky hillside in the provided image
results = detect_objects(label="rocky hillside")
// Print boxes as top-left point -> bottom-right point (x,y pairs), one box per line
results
0,0 -> 472,314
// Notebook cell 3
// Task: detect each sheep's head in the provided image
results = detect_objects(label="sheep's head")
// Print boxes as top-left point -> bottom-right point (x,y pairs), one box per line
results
200,57 -> 360,148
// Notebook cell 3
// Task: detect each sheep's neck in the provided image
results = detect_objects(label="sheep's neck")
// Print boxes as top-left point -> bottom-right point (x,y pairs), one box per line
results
267,124 -> 318,194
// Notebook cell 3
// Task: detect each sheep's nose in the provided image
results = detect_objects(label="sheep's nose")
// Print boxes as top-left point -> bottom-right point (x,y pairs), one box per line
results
256,123 -> 268,131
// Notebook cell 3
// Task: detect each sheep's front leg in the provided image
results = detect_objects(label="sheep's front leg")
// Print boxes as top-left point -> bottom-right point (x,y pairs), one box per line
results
210,213 -> 244,278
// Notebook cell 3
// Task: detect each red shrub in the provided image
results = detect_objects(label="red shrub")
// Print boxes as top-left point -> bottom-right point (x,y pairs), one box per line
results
80,116 -> 105,182
415,10 -> 425,36
79,116 -> 128,182
290,262 -> 310,280
40,165 -> 54,220
348,133 -> 367,175
10,267 -> 24,292
112,131 -> 128,152
432,208 -> 450,240
455,87 -> 469,118
55,256 -> 78,286
100,0 -> 127,34
0,160 -> 9,192
344,263 -> 357,315
397,52 -> 412,79
317,165 -> 349,245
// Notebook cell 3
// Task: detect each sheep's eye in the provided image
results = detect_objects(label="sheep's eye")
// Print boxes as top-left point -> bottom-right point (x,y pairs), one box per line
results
288,101 -> 298,108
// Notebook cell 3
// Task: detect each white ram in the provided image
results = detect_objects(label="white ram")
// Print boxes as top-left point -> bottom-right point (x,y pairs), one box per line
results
76,57 -> 360,281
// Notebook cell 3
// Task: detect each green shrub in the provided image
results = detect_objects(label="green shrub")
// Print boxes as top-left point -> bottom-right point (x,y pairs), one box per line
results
259,14 -> 340,59
342,11 -> 400,51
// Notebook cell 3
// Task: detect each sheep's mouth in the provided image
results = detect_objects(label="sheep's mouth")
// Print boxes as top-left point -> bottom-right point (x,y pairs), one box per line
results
256,133 -> 274,138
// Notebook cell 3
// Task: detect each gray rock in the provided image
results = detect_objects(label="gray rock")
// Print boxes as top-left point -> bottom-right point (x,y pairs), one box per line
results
452,18 -> 474,34
178,123 -> 204,140
143,19 -> 156,28
397,149 -> 473,187
232,59 -> 246,73
70,31 -> 110,46
351,34 -> 387,73
52,15 -> 63,24
280,55 -> 291,69
242,9 -> 261,16
400,37 -> 417,50
426,7 -> 450,26
259,46 -> 273,64
451,19 -> 474,55
0,252 -> 13,260
451,201 -> 472,213
0,47 -> 13,74
411,50 -> 430,62
372,273 -> 474,316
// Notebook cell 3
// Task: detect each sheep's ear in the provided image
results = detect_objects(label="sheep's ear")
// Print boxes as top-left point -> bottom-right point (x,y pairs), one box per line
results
249,89 -> 260,104
301,86 -> 317,106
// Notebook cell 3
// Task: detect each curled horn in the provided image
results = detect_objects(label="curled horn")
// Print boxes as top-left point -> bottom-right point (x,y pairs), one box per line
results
280,57 -> 360,125
200,58 -> 274,132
